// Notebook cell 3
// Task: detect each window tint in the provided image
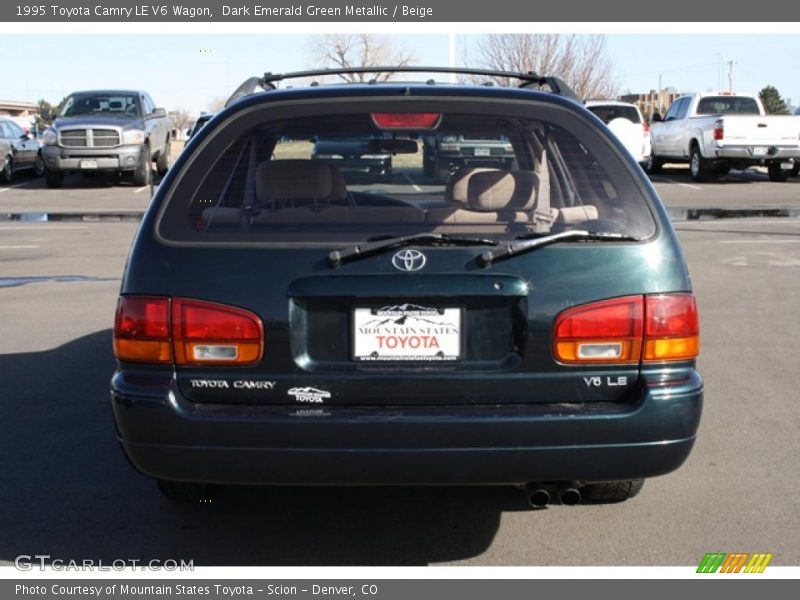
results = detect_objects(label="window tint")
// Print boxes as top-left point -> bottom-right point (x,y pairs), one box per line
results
587,105 -> 642,124
61,93 -> 141,117
674,98 -> 690,119
696,96 -> 760,115
159,108 -> 656,244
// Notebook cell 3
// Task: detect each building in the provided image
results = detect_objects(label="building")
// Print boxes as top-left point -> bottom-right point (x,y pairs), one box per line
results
0,100 -> 39,130
619,88 -> 683,120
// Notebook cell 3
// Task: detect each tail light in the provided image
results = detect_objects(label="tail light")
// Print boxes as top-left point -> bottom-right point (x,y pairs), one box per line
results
554,294 -> 699,364
114,296 -> 263,366
371,113 -> 441,130
114,296 -> 172,363
643,294 -> 699,362
643,123 -> 650,136
714,119 -> 724,141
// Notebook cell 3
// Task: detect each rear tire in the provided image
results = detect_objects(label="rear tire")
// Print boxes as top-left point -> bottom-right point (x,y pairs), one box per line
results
767,162 -> 790,182
643,154 -> 662,174
33,153 -> 45,177
582,479 -> 645,503
791,162 -> 800,177
133,145 -> 151,187
689,146 -> 711,182
45,169 -> 64,188
156,138 -> 170,176
156,479 -> 216,503
1,156 -> 12,183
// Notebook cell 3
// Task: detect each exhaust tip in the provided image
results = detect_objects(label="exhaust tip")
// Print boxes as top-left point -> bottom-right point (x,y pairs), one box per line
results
560,488 -> 582,506
527,488 -> 550,509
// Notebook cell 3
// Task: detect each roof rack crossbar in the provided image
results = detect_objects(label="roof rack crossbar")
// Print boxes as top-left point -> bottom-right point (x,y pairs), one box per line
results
225,66 -> 582,107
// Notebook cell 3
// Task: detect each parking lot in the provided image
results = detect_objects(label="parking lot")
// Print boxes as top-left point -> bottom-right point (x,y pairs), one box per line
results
1,168 -> 799,566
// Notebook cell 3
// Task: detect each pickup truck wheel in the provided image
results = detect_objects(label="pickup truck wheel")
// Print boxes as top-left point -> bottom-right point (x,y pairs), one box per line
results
45,169 -> 64,188
156,479 -> 216,503
156,138 -> 171,176
689,146 -> 711,182
767,162 -> 790,182
1,156 -> 12,183
133,145 -> 151,186
582,479 -> 645,503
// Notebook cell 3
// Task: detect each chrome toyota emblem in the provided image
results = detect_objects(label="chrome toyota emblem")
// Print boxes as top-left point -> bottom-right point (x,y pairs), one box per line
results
391,249 -> 427,272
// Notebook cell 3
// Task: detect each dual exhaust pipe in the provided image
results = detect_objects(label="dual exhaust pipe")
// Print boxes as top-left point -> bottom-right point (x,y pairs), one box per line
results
525,483 -> 582,508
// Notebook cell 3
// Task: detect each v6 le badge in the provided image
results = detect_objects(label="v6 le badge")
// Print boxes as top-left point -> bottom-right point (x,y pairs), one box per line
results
583,376 -> 628,388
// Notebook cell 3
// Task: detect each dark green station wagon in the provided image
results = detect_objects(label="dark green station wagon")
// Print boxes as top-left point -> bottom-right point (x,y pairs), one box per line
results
111,67 -> 702,506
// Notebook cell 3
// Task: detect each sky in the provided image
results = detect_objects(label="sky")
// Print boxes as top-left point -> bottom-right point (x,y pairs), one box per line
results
1,33 -> 798,115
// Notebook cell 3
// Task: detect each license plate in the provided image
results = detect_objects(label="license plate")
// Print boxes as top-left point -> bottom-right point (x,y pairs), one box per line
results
80,160 -> 98,169
474,147 -> 491,157
751,147 -> 768,156
353,305 -> 461,361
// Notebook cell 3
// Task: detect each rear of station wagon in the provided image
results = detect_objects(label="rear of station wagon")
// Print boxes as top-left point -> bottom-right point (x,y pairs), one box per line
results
111,70 -> 702,505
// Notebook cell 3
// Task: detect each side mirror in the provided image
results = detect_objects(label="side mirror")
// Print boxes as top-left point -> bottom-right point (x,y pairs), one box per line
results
651,113 -> 663,123
152,108 -> 167,118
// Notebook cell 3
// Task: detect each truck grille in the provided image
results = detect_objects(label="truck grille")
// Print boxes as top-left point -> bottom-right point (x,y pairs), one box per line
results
59,129 -> 120,148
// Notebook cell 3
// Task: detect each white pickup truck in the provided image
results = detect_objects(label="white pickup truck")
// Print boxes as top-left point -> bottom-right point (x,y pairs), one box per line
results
647,93 -> 800,182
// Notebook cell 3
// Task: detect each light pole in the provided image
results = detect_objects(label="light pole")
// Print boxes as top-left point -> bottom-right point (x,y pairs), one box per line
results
658,73 -> 664,115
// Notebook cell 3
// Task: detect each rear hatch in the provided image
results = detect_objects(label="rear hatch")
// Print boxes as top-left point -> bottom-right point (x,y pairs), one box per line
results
126,89 -> 691,407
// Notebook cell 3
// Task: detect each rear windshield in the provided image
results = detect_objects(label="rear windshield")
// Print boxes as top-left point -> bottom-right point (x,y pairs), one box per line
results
587,104 -> 642,124
61,93 -> 141,117
158,101 -> 656,245
696,96 -> 760,116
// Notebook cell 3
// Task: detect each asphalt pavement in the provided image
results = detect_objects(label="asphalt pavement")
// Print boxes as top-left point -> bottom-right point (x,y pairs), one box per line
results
0,171 -> 799,566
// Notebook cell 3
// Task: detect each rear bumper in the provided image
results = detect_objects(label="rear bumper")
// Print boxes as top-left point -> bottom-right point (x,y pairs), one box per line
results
712,146 -> 800,161
111,370 -> 703,485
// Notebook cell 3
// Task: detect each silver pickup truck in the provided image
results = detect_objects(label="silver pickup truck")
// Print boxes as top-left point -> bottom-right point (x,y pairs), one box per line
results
41,90 -> 172,188
648,93 -> 800,182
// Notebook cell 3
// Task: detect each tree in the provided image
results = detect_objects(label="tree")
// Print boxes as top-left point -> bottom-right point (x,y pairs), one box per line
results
208,97 -> 227,113
758,85 -> 789,115
309,34 -> 416,82
169,109 -> 194,135
34,98 -> 60,133
466,34 -> 618,100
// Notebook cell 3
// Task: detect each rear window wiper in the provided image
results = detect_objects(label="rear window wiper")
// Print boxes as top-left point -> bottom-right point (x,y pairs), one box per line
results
329,233 -> 498,267
477,230 -> 642,267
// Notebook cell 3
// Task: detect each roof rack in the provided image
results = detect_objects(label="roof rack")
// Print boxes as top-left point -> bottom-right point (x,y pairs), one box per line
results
224,66 -> 581,107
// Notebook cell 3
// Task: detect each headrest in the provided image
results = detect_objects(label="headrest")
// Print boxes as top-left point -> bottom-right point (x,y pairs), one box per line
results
256,160 -> 332,202
328,165 -> 348,202
467,170 -> 539,212
445,168 -> 498,204
109,101 -> 123,110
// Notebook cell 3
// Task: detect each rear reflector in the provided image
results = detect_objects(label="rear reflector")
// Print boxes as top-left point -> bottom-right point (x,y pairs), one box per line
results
554,294 -> 699,365
113,296 -> 263,366
371,112 -> 441,130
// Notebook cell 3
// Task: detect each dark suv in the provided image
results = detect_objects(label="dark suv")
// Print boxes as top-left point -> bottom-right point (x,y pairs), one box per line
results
112,67 -> 702,506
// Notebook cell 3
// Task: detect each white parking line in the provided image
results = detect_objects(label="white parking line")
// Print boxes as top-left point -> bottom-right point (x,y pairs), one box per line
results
0,181 -> 39,192
0,245 -> 39,249
402,173 -> 422,192
0,226 -> 89,230
653,176 -> 703,191
134,186 -> 149,194
717,240 -> 800,244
